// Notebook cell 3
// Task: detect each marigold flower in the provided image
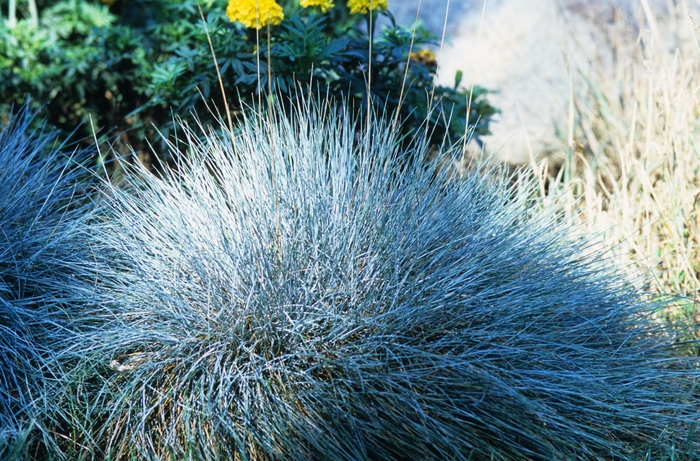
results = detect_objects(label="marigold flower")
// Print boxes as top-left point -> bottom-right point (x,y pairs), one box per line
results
409,49 -> 438,67
347,0 -> 388,14
226,0 -> 284,29
300,0 -> 334,12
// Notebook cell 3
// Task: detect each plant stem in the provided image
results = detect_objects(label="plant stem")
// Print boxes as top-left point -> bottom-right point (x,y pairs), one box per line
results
8,0 -> 17,27
28,0 -> 38,28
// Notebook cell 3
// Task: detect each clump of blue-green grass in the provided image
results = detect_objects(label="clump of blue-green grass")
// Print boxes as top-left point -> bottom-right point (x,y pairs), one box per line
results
0,107 -> 94,459
50,99 -> 699,460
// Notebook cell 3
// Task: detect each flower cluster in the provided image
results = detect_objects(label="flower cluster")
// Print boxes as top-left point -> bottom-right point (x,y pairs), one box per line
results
347,0 -> 388,15
226,0 -> 284,29
300,0 -> 335,13
227,0 -> 389,29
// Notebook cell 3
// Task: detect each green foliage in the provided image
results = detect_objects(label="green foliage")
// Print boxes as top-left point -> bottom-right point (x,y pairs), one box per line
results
0,0 -> 496,161
0,0 -> 154,151
256,11 -> 497,147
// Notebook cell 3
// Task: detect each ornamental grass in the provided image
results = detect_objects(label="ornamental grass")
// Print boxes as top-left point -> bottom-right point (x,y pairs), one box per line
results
0,107 -> 94,459
538,1 -> 700,348
30,97 -> 700,460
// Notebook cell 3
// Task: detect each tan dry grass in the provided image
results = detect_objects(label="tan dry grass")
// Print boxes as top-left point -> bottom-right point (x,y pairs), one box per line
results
534,1 -> 700,329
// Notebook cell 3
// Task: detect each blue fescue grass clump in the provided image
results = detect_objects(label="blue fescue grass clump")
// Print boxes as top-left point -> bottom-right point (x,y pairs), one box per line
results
0,297 -> 42,460
0,107 -> 94,459
45,99 -> 700,460
0,106 -> 89,297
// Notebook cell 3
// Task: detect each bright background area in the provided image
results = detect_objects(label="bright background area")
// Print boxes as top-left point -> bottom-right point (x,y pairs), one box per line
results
394,0 -> 699,163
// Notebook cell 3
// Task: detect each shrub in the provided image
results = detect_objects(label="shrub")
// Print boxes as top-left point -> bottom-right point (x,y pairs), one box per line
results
0,0 -> 496,163
42,98 -> 700,460
0,106 -> 93,459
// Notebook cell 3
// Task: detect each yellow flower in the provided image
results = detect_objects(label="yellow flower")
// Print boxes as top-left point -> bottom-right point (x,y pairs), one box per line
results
409,49 -> 437,67
226,0 -> 284,29
300,0 -> 334,12
347,0 -> 387,14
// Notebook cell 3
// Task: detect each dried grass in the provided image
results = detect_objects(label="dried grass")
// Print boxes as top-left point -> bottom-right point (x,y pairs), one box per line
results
536,1 -> 700,336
